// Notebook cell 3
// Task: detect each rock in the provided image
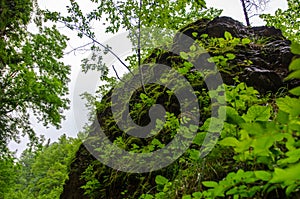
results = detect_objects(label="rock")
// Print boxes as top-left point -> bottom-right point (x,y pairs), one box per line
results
60,17 -> 300,199
60,144 -> 95,199
174,16 -> 297,93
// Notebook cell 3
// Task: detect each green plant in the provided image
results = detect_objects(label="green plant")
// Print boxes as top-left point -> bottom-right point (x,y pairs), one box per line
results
81,164 -> 102,199
4,135 -> 81,199
180,31 -> 252,75
261,0 -> 300,43
185,41 -> 300,199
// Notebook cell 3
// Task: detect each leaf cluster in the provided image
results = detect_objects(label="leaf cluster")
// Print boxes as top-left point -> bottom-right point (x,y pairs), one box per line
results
0,0 -> 70,156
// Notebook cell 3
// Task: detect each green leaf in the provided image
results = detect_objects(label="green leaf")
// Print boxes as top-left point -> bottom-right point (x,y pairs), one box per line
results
226,187 -> 238,195
155,175 -> 168,185
289,86 -> 300,96
201,117 -> 224,132
276,110 -> 289,124
178,67 -> 189,75
180,52 -> 189,60
189,149 -> 200,160
270,164 -> 300,184
201,34 -> 208,38
193,133 -> 204,146
276,96 -> 300,116
182,195 -> 192,199
270,170 -> 286,184
219,137 -> 239,147
242,38 -> 251,45
226,53 -> 236,60
291,42 -> 300,54
190,45 -> 197,51
285,70 -> 300,80
192,32 -> 198,37
224,31 -> 233,40
289,58 -> 300,70
278,148 -> 300,165
183,61 -> 193,68
226,106 -> 245,125
254,171 -> 272,181
202,181 -> 219,188
286,184 -> 298,196
155,192 -> 166,198
242,105 -> 271,122
192,192 -> 202,198
140,194 -> 154,199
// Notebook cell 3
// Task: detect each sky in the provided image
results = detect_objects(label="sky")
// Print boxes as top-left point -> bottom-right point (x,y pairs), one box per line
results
206,0 -> 287,25
8,0 -> 288,156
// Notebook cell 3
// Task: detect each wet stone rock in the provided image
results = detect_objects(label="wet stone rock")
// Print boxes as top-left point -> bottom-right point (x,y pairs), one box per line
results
174,16 -> 297,93
60,17 -> 299,199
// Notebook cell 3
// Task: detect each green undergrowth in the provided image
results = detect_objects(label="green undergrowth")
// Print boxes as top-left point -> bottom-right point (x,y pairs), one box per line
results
80,33 -> 300,198
3,135 -> 82,199
137,43 -> 300,199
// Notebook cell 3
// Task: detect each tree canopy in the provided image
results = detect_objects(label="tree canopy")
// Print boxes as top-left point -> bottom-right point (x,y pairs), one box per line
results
0,0 -> 70,156
1,134 -> 81,199
44,0 -> 221,84
261,0 -> 300,42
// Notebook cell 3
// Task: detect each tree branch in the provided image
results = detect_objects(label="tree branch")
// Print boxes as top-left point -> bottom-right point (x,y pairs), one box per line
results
138,0 -> 145,92
64,41 -> 94,55
249,13 -> 261,19
240,0 -> 251,26
59,21 -> 133,75
112,65 -> 124,82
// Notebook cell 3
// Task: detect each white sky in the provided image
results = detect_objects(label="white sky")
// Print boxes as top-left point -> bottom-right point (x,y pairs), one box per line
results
8,0 -> 288,156
207,0 -> 287,25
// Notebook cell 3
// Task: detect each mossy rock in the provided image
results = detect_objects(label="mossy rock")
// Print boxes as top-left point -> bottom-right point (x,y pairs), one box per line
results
61,17 -> 299,199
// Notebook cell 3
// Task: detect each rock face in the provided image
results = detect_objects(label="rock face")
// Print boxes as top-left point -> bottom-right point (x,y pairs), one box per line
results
61,17 -> 298,199
60,144 -> 94,199
173,16 -> 296,93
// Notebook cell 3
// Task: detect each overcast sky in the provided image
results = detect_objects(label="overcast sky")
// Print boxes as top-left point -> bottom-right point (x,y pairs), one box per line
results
8,0 -> 288,156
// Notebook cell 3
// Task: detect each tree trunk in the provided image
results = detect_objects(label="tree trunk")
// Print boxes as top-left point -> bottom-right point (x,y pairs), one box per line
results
240,0 -> 250,26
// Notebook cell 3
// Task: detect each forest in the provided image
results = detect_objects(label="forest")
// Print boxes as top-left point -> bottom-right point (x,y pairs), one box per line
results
1,0 -> 300,198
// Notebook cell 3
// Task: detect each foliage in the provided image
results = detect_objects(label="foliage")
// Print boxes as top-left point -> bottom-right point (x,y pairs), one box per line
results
261,0 -> 300,42
44,0 -> 221,97
191,31 -> 252,74
0,156 -> 16,198
66,7 -> 300,196
3,135 -> 81,199
137,42 -> 300,198
0,0 -> 70,156
77,27 -> 295,199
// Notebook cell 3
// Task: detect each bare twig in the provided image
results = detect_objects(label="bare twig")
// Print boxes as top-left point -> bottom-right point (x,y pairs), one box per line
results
58,20 -> 133,75
249,13 -> 261,19
87,33 -> 133,75
112,65 -> 124,82
64,41 -> 94,55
